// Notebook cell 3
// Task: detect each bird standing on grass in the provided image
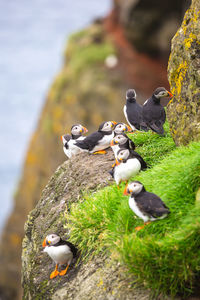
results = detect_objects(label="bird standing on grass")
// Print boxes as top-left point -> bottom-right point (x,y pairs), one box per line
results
142,87 -> 173,135
74,121 -> 117,154
123,181 -> 170,230
123,89 -> 148,132
109,149 -> 147,186
61,124 -> 88,158
42,234 -> 77,279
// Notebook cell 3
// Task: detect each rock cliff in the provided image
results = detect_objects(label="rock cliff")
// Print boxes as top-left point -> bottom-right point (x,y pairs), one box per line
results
167,0 -> 200,145
21,151 -> 154,300
0,0 -> 195,299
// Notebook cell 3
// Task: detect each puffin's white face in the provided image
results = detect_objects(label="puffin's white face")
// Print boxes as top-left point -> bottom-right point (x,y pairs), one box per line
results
45,234 -> 60,246
126,181 -> 143,195
71,124 -> 87,136
114,123 -> 132,134
101,121 -> 114,132
154,88 -> 171,99
111,134 -> 128,145
117,149 -> 130,161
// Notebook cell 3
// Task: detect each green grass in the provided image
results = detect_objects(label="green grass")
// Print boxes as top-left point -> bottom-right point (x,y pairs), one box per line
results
65,28 -> 115,76
66,129 -> 200,296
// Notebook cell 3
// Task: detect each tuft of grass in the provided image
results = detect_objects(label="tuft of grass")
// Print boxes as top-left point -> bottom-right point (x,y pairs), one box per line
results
67,137 -> 200,296
128,121 -> 176,167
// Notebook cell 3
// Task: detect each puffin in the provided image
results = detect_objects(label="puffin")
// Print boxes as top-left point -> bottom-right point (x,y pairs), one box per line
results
123,181 -> 170,230
109,148 -> 147,186
42,233 -> 77,279
123,89 -> 148,131
110,133 -> 136,158
142,87 -> 173,135
113,122 -> 133,136
61,124 -> 88,158
74,121 -> 117,154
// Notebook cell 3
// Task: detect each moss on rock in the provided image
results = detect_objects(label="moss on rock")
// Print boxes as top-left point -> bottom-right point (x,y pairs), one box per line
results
167,0 -> 200,145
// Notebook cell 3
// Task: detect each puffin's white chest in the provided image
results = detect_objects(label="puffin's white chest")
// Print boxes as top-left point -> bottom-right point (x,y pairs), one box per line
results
90,132 -> 114,153
129,196 -> 149,222
114,158 -> 141,185
111,144 -> 120,157
63,137 -> 87,158
123,105 -> 136,131
44,245 -> 73,265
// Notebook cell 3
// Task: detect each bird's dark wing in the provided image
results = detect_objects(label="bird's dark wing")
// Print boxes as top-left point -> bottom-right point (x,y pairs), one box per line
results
136,192 -> 170,218
126,102 -> 143,130
128,138 -> 136,150
148,122 -> 165,135
130,150 -> 147,170
75,131 -> 102,151
160,107 -> 166,123
56,239 -> 78,257
108,168 -> 114,178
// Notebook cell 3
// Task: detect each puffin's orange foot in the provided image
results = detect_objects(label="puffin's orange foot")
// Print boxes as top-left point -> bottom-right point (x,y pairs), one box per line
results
59,265 -> 69,276
135,225 -> 145,231
50,269 -> 59,279
93,150 -> 107,155
135,221 -> 150,231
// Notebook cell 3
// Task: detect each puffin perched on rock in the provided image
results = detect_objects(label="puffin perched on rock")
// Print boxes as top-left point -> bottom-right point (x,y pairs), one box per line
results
142,87 -> 173,135
109,148 -> 147,186
123,89 -> 147,131
74,121 -> 116,154
124,181 -> 170,230
42,234 -> 77,279
110,133 -> 136,158
61,124 -> 88,158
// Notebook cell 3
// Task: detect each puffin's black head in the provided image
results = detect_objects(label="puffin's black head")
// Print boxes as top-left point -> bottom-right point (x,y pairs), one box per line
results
42,233 -> 61,247
98,121 -> 116,132
153,87 -> 173,100
123,181 -> 145,196
126,89 -> 136,101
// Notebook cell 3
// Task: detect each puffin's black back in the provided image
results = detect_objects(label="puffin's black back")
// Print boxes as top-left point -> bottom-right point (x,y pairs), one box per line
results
142,96 -> 166,135
129,150 -> 147,170
54,239 -> 78,257
135,191 -> 170,218
74,131 -> 104,151
125,100 -> 143,130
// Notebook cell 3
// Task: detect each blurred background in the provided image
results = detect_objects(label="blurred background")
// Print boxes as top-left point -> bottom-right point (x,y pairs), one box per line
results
0,0 -> 190,299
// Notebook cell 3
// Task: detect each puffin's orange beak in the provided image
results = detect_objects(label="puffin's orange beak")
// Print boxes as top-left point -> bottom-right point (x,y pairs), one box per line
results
123,186 -> 129,195
42,238 -> 47,247
167,91 -> 173,98
61,135 -> 63,141
82,126 -> 88,133
110,140 -> 115,146
111,121 -> 117,126
126,125 -> 132,132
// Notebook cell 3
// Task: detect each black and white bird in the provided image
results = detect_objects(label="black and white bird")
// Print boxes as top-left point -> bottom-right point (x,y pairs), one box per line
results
61,124 -> 88,158
124,181 -> 170,230
123,89 -> 147,131
42,233 -> 77,279
113,122 -> 132,136
74,121 -> 117,154
142,87 -> 173,135
110,133 -> 136,158
109,148 -> 147,186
